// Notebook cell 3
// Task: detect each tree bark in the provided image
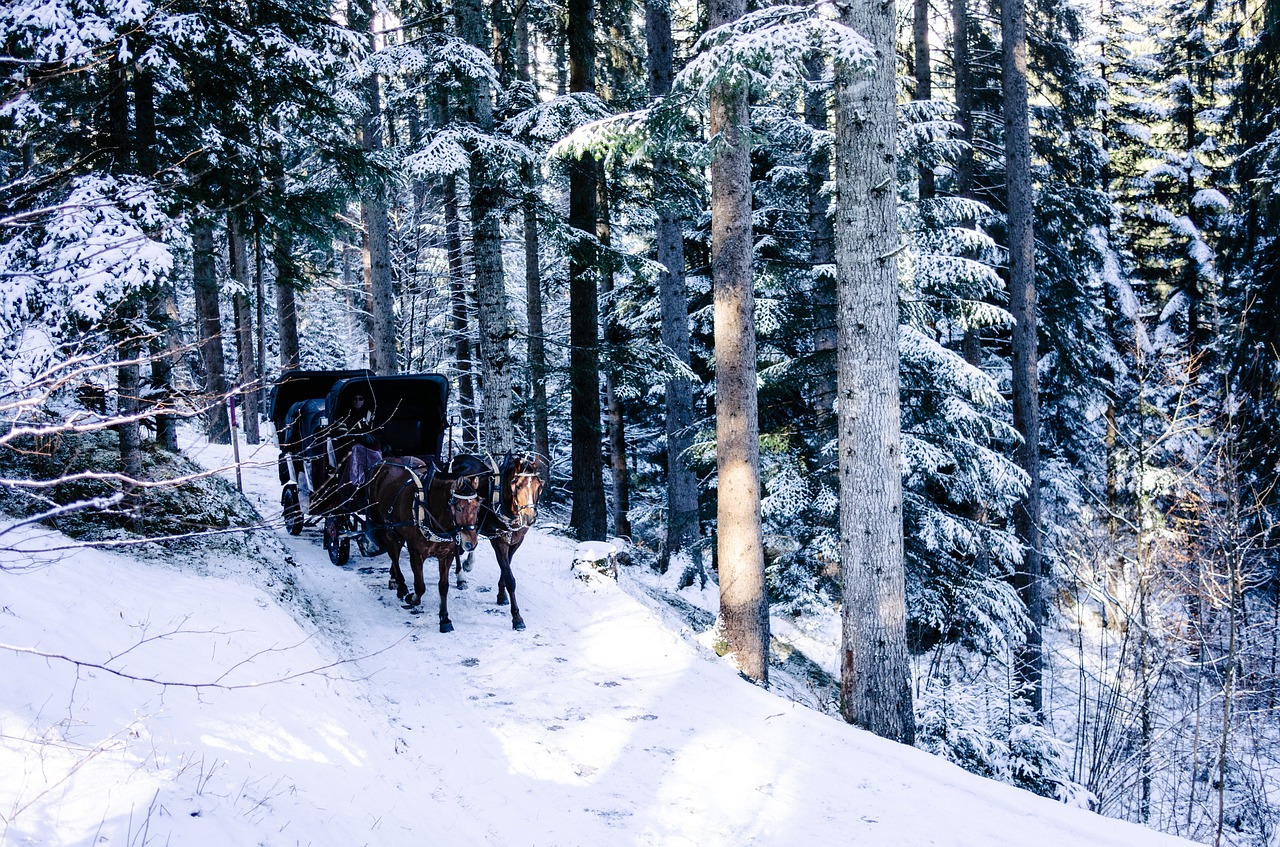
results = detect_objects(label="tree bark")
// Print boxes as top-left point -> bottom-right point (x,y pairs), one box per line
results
567,0 -> 608,540
229,213 -> 261,445
914,0 -> 935,199
710,0 -> 768,684
806,54 -> 838,430
134,64 -> 179,452
1003,0 -> 1044,716
444,175 -> 479,451
456,0 -> 515,455
275,228 -> 301,371
354,0 -> 398,375
648,0 -> 701,577
116,335 -> 142,526
834,0 -> 915,743
192,220 -> 231,444
598,169 -> 631,538
519,7 -> 552,468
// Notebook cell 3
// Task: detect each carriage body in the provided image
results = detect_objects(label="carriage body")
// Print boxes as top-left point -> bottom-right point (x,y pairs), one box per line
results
269,369 -> 451,565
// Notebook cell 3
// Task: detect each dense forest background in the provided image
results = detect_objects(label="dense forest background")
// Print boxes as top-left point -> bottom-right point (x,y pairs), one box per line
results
4,0 -> 1280,843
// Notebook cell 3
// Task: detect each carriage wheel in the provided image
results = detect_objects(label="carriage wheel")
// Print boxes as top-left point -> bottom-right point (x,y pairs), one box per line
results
326,516 -> 351,566
282,488 -> 303,536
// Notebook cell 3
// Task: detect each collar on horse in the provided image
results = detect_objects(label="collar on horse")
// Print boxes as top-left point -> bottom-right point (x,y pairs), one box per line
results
378,460 -> 464,545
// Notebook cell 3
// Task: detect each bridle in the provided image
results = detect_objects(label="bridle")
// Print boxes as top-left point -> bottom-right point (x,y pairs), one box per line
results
482,452 -> 545,534
446,479 -> 481,549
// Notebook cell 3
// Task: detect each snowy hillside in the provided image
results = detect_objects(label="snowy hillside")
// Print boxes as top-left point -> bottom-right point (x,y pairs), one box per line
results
1,433 -> 1198,846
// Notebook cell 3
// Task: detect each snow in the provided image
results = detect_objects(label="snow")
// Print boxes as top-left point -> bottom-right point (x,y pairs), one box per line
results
1,429 -> 1200,846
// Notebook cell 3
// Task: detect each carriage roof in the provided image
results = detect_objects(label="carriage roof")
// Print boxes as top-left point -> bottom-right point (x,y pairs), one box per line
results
267,369 -> 373,432
326,374 -> 450,460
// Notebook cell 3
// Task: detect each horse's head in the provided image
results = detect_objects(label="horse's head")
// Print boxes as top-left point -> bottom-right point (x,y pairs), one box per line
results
504,453 -> 545,530
449,477 -> 482,551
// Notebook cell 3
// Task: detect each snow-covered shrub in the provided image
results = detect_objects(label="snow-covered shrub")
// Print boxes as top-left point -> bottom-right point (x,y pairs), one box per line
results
915,677 -> 1095,808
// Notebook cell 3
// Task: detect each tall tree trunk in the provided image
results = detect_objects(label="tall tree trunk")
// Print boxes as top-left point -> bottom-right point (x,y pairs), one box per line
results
834,0 -> 915,743
914,0 -> 935,199
275,228 -> 301,371
254,230 -> 267,407
193,220 -> 231,444
710,0 -> 768,683
445,175 -> 479,451
648,0 -> 701,578
598,169 -> 631,538
1003,0 -> 1044,716
456,0 -> 515,455
134,64 -> 178,452
567,0 -> 608,540
269,116 -> 301,373
229,213 -> 261,445
115,331 -> 141,521
519,7 -> 551,468
805,54 -> 838,430
106,56 -> 142,518
354,0 -> 398,375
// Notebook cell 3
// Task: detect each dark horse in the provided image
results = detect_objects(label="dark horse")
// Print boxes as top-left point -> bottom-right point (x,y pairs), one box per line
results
367,458 -> 483,633
453,452 -> 546,631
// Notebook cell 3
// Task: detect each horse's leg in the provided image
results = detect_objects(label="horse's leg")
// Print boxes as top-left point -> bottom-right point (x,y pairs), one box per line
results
437,547 -> 454,633
405,536 -> 427,607
493,539 -> 524,631
493,538 -> 509,605
455,553 -> 468,590
387,536 -> 408,600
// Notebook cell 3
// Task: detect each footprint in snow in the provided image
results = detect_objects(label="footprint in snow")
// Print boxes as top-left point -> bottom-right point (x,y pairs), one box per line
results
460,657 -> 481,667
626,714 -> 659,722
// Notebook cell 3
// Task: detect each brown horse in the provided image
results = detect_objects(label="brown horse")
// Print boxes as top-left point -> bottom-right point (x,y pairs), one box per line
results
367,458 -> 482,633
454,452 -> 546,631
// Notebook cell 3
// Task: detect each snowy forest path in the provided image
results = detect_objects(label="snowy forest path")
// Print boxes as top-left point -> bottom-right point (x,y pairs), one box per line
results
178,429 -> 1199,847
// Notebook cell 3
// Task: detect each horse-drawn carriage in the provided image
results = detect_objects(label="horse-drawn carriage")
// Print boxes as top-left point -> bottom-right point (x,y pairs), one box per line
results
269,369 -> 450,565
268,368 -> 546,631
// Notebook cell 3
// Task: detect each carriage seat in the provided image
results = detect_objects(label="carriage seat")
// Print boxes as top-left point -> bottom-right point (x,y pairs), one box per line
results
377,419 -> 423,458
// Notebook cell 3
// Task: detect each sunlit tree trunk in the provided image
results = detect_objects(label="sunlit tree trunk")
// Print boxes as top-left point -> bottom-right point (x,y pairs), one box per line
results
710,0 -> 768,684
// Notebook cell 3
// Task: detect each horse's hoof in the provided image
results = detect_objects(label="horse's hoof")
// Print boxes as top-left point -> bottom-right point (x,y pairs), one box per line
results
512,619 -> 526,631
406,593 -> 419,607
496,595 -> 509,607
456,579 -> 468,590
440,621 -> 454,633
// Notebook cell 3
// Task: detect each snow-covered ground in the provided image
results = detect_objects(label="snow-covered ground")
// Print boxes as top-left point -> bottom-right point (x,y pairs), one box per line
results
2,430 -> 1199,846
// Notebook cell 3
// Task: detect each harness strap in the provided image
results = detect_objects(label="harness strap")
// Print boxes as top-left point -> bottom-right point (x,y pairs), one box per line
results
375,460 -> 455,544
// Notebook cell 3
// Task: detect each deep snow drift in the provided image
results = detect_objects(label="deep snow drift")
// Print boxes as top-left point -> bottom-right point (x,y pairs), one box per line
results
1,431 -> 1197,846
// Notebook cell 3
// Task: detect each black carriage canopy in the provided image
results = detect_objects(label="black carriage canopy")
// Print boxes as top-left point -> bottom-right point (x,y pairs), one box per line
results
267,368 -> 373,434
325,374 -> 450,461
